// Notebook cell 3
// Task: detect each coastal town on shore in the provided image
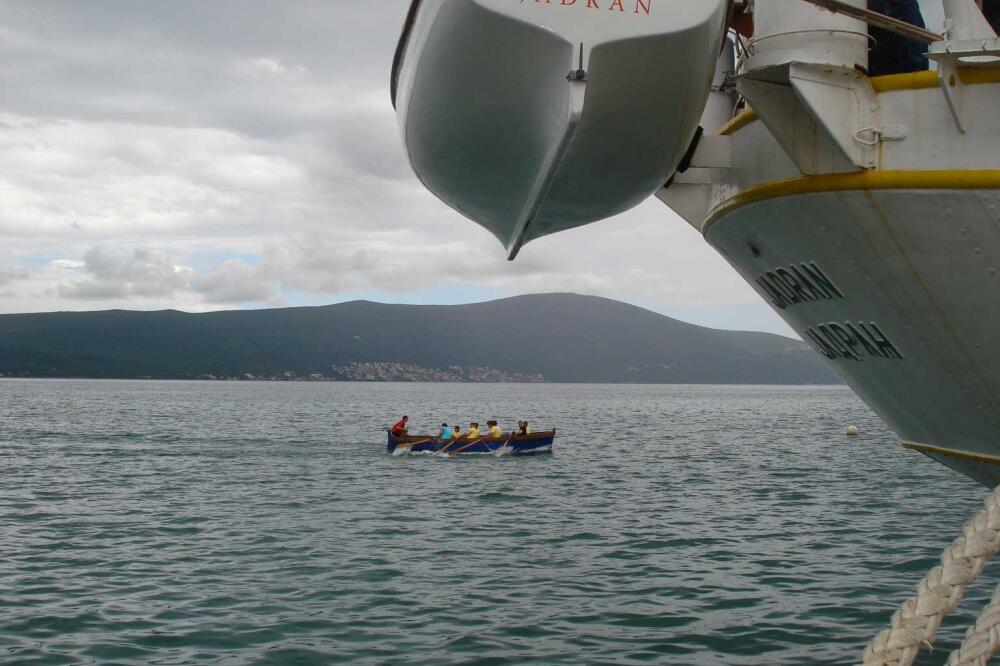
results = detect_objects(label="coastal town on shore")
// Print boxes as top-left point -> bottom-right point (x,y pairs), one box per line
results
0,362 -> 545,383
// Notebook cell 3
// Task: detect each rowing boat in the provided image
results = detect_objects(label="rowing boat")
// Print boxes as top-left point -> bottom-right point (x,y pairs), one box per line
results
387,430 -> 556,455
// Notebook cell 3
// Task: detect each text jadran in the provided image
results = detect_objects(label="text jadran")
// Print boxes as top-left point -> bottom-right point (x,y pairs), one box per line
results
522,0 -> 653,15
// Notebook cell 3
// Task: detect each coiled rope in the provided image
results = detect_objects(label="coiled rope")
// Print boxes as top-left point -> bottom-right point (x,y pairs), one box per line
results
861,485 -> 1000,666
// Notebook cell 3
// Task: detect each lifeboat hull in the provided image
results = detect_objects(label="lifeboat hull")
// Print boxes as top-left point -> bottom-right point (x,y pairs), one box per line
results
392,0 -> 729,257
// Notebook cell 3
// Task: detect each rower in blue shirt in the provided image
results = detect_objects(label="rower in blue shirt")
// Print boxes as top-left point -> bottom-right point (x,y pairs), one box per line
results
437,423 -> 452,440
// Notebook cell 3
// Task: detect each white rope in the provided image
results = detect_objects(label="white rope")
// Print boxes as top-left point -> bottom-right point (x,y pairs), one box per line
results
946,583 -> 1000,666
861,485 -> 1000,666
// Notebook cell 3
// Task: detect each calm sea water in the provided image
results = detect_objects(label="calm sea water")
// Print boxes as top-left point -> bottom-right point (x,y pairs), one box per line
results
1,379 -> 995,665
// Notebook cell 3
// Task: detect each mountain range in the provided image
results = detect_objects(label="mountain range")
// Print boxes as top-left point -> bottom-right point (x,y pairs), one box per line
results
0,293 -> 839,384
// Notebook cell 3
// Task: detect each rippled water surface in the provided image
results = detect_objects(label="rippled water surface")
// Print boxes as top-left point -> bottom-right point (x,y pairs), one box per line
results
1,379 -> 995,664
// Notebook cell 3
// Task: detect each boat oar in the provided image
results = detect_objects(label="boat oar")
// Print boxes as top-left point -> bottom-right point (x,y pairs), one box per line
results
447,437 -> 484,457
392,438 -> 431,456
437,436 -> 461,456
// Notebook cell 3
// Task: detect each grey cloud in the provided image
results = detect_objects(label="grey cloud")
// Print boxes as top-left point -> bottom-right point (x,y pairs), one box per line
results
196,260 -> 275,304
55,279 -> 128,300
0,1 -> 446,254
0,267 -> 29,286
56,247 -> 188,299
55,246 -> 277,304
327,103 -> 413,183
250,231 -> 559,297
0,2 -> 408,138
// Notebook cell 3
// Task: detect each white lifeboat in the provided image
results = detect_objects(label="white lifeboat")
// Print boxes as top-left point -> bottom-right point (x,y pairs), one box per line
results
391,0 -> 729,258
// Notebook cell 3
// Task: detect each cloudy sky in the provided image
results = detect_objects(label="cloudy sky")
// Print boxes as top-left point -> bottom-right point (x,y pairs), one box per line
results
0,1 -> 945,335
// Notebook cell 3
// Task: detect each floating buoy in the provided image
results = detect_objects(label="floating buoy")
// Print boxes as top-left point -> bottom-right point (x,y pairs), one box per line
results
846,426 -> 859,436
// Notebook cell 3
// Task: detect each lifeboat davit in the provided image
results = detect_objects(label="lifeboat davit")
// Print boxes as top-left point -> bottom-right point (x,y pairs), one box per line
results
391,0 -> 729,258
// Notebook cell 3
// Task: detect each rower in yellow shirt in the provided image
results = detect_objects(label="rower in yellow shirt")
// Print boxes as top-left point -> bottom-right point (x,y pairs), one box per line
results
466,422 -> 481,439
487,420 -> 502,438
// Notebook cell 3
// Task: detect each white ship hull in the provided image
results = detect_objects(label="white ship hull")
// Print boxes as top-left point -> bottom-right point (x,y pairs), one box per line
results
670,57 -> 1000,486
706,181 -> 1000,486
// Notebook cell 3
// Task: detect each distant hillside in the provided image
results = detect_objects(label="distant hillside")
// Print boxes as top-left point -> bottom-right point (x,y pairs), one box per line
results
0,293 -> 839,384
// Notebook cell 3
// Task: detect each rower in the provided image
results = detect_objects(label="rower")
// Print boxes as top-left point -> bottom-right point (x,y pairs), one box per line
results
391,415 -> 408,437
452,425 -> 463,440
467,422 -> 481,439
437,422 -> 452,440
488,420 -> 502,438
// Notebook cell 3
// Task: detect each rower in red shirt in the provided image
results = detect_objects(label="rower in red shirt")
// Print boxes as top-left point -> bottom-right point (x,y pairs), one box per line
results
391,415 -> 409,437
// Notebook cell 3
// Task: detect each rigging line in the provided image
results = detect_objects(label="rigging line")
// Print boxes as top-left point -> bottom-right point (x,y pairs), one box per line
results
798,0 -> 943,43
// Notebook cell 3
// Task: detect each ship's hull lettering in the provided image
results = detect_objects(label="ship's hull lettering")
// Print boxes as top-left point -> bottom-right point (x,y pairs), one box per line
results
804,321 -> 904,361
755,261 -> 845,310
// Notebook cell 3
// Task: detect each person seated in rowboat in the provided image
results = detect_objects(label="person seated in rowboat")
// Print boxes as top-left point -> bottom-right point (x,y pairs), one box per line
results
466,422 -> 480,439
391,415 -> 408,437
437,423 -> 452,440
487,420 -> 502,438
452,425 -> 462,439
516,421 -> 532,436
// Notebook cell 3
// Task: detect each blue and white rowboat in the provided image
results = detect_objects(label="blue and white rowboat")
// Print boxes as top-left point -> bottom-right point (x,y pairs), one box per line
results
387,430 -> 556,455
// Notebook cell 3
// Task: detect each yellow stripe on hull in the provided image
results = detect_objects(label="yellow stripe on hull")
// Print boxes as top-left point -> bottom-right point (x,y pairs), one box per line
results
704,170 -> 1000,234
902,441 -> 1000,466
